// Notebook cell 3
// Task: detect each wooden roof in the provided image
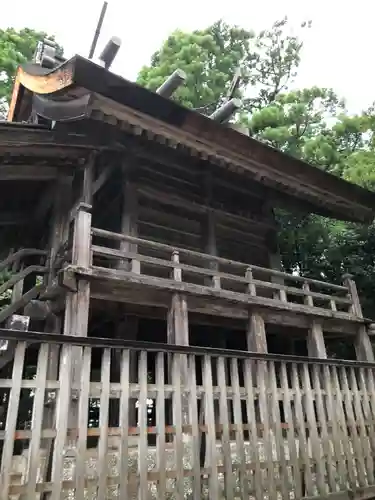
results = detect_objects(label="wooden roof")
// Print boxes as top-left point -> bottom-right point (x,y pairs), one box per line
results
7,55 -> 375,223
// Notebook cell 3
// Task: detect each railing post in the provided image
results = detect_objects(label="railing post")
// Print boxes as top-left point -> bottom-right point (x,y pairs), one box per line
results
303,281 -> 314,307
169,251 -> 189,350
343,274 -> 374,361
72,203 -> 92,268
304,283 -> 327,358
343,273 -> 362,316
245,267 -> 256,296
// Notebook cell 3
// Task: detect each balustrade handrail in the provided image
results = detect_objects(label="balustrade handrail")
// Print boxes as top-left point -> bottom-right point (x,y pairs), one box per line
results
92,244 -> 352,305
0,265 -> 47,296
0,328 -> 373,368
0,248 -> 47,273
91,226 -> 348,293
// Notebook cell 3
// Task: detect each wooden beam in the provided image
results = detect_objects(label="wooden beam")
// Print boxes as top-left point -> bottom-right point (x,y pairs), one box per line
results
93,163 -> 116,196
343,274 -> 374,361
138,204 -> 268,249
0,122 -> 117,149
69,163 -> 116,221
117,163 -> 139,273
0,165 -> 59,181
0,212 -> 28,226
69,265 -> 363,324
137,184 -> 275,229
89,285 -> 361,335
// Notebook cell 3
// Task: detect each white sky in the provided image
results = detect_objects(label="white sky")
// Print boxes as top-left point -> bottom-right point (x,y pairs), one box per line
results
1,0 -> 373,113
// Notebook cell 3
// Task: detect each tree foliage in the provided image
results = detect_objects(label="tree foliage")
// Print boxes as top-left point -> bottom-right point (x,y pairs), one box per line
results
137,18 -> 305,114
138,17 -> 375,322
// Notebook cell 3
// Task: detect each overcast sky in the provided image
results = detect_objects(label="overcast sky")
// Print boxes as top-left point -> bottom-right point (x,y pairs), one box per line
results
1,0 -> 373,113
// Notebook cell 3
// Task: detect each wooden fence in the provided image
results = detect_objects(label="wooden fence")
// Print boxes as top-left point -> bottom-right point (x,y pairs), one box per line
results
91,226 -> 357,318
1,329 -> 375,499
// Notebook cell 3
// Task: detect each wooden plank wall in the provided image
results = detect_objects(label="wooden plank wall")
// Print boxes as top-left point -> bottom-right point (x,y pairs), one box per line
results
122,159 -> 274,268
1,335 -> 375,499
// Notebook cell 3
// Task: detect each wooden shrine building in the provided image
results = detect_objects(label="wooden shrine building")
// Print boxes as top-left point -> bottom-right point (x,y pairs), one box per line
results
2,50 -> 375,359
1,42 -> 375,499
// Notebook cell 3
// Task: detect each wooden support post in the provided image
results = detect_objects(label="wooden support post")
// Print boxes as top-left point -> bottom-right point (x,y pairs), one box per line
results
343,273 -> 363,316
202,169 -> 220,288
355,326 -> 375,362
168,252 -> 189,346
82,159 -> 94,205
307,320 -> 327,359
246,310 -> 267,424
269,250 -> 287,301
343,274 -> 374,361
48,176 -> 73,276
63,201 -> 92,429
118,164 -> 140,273
167,251 -> 189,428
246,311 -> 267,353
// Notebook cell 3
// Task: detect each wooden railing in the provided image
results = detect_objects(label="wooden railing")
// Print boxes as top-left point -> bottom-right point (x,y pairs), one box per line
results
91,227 -> 357,318
1,329 -> 375,499
0,248 -> 47,327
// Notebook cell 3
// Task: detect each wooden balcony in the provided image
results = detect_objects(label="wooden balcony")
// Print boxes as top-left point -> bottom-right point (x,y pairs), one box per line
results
1,329 -> 375,499
60,217 -> 366,333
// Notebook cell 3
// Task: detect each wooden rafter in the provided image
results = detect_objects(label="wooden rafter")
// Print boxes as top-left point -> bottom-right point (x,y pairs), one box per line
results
0,165 -> 59,181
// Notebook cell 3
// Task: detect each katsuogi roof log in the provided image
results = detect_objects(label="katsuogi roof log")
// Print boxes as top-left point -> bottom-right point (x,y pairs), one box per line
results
8,55 -> 375,223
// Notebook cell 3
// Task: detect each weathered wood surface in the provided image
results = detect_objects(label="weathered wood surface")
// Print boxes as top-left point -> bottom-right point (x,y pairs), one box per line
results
0,248 -> 47,273
90,227 -> 355,317
62,224 -> 366,340
1,331 -> 375,499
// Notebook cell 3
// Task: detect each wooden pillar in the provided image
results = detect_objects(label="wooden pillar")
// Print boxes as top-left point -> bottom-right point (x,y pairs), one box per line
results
111,163 -> 140,429
202,168 -> 220,288
355,326 -> 374,362
307,320 -> 327,358
269,249 -> 287,301
168,252 -> 189,346
118,164 -> 139,273
63,161 -> 94,428
167,251 -> 189,431
343,274 -> 374,362
246,310 -> 267,425
49,176 -> 73,277
63,202 -> 92,429
246,311 -> 267,353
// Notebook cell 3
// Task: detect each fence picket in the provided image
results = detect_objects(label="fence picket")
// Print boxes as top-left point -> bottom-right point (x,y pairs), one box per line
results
1,333 -> 375,500
0,341 -> 26,498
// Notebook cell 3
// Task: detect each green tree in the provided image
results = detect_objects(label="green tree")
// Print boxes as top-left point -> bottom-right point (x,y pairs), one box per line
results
0,28 -> 61,115
137,18 -> 308,114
